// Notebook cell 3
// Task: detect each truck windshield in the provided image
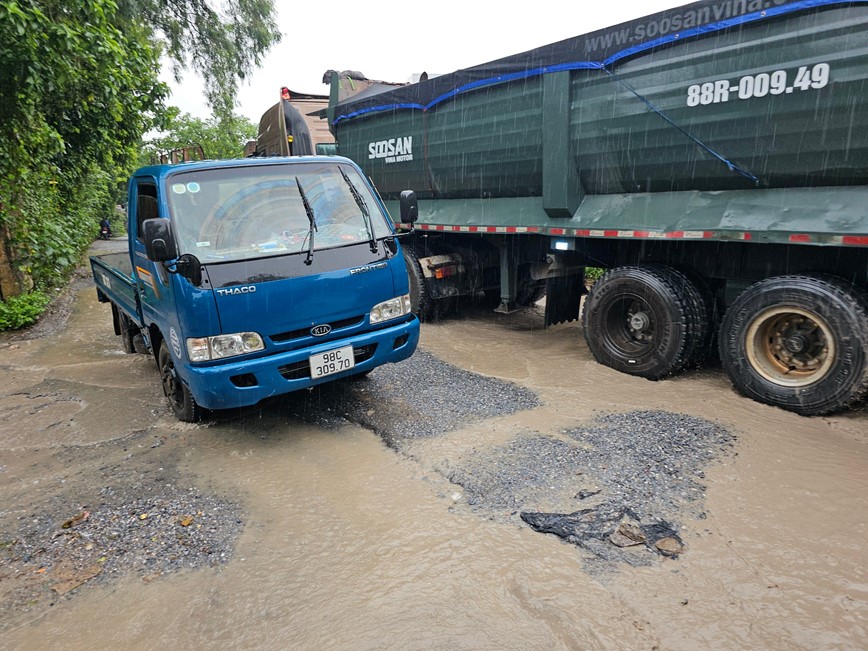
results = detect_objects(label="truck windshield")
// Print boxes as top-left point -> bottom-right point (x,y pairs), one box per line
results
165,162 -> 393,263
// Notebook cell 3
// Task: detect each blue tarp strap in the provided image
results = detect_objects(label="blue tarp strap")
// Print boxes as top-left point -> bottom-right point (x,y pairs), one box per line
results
602,68 -> 760,185
332,0 -> 867,126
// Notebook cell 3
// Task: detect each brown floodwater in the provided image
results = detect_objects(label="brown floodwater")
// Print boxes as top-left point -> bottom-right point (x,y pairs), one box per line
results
1,285 -> 866,650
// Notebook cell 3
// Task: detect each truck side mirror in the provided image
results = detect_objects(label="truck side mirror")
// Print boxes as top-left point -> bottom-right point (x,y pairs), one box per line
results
143,218 -> 179,262
174,253 -> 203,286
399,190 -> 418,223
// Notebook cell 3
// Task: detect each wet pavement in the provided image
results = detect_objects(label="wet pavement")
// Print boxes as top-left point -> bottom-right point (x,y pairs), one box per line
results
0,240 -> 866,650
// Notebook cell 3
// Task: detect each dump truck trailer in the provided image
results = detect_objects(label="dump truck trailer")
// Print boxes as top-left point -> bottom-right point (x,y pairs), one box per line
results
321,0 -> 868,417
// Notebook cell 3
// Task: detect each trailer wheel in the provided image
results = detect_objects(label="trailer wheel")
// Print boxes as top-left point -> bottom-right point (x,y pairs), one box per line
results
679,269 -> 717,368
402,248 -> 433,321
158,341 -> 202,422
719,275 -> 868,416
582,265 -> 707,380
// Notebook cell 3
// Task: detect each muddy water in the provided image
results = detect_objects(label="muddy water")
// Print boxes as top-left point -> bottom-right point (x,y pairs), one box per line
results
2,286 -> 866,650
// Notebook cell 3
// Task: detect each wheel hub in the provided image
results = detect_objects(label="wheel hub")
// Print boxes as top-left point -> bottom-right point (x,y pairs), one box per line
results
745,308 -> 835,387
783,332 -> 809,354
628,311 -> 651,332
162,366 -> 180,403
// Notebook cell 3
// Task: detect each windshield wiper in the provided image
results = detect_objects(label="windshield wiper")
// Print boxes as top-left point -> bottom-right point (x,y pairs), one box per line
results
339,167 -> 378,254
296,177 -> 317,265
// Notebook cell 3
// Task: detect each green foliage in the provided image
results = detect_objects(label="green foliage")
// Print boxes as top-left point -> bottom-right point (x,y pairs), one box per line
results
0,0 -> 166,296
120,0 -> 281,120
0,292 -> 51,330
585,267 -> 605,284
0,0 -> 279,329
141,112 -> 258,163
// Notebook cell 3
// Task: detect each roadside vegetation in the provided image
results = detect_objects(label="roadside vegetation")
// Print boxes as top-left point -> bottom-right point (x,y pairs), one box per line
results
140,113 -> 258,165
0,0 -> 279,330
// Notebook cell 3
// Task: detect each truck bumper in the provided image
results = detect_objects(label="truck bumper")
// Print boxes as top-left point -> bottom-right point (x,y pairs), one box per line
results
183,317 -> 420,410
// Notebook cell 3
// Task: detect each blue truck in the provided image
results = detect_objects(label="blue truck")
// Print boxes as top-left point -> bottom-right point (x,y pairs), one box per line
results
90,156 -> 420,421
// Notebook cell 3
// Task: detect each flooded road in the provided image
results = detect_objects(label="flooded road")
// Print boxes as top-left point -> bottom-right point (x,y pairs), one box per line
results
1,262 -> 866,650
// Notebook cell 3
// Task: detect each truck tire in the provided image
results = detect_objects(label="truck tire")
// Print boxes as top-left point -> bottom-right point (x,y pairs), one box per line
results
158,341 -> 203,422
719,274 -> 868,416
402,248 -> 433,321
679,269 -> 717,368
582,265 -> 708,380
119,311 -> 136,354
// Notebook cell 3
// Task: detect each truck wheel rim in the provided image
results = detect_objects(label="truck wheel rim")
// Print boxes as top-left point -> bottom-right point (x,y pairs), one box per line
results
161,362 -> 183,406
605,296 -> 656,354
744,306 -> 835,388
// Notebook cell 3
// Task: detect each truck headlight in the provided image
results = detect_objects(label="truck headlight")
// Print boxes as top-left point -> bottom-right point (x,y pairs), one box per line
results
186,332 -> 264,361
370,294 -> 412,324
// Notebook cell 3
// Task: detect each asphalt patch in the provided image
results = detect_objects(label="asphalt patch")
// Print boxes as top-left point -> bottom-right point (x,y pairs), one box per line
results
448,410 -> 735,568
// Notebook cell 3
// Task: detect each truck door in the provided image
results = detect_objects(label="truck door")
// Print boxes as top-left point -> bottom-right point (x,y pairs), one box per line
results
130,179 -> 173,332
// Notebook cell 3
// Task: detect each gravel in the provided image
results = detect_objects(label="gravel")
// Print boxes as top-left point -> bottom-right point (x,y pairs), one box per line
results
254,349 -> 543,448
1,472 -> 243,627
447,410 -> 735,569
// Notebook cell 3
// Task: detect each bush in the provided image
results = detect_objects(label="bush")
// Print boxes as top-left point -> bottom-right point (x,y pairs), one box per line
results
585,267 -> 605,284
0,292 -> 52,330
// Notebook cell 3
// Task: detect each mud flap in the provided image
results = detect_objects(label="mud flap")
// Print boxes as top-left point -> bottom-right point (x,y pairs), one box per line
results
545,272 -> 584,326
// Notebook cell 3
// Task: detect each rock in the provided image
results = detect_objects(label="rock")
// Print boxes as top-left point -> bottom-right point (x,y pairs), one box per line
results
654,537 -> 684,556
51,565 -> 102,595
609,521 -> 646,547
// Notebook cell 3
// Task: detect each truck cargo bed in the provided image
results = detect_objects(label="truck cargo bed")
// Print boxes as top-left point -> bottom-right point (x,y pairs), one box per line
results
332,0 -> 868,212
90,252 -> 139,322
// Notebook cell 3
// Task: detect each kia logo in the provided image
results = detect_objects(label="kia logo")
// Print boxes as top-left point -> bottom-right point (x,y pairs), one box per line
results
310,324 -> 332,337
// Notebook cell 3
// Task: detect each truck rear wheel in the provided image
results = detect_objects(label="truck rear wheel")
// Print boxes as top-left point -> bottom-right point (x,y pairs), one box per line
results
158,341 -> 203,422
402,248 -> 433,321
719,275 -> 868,416
119,311 -> 137,354
582,265 -> 708,380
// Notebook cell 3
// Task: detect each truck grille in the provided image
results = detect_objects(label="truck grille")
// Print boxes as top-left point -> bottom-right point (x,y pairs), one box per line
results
278,344 -> 377,380
270,315 -> 364,344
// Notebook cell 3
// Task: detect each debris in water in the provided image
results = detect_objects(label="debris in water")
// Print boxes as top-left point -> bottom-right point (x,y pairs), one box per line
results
61,511 -> 90,529
449,410 -> 732,568
609,519 -> 646,547
655,537 -> 685,557
51,565 -> 102,595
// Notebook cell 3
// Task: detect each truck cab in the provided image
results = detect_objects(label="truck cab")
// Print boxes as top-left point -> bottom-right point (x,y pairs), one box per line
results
107,156 -> 419,420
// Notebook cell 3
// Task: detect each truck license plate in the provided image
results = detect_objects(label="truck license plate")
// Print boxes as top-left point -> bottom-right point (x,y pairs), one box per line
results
309,345 -> 355,378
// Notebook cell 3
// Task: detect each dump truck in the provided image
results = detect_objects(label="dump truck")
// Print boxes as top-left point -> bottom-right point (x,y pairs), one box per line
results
320,0 -> 868,416
255,88 -> 336,156
91,157 -> 420,421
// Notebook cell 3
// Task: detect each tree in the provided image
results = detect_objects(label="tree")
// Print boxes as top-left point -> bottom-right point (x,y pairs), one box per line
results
142,113 -> 258,164
0,0 -> 167,299
0,0 -> 280,314
120,0 -> 281,120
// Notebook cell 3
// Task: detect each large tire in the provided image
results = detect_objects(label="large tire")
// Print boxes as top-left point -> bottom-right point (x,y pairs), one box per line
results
582,265 -> 709,380
679,269 -> 717,368
402,247 -> 434,321
158,341 -> 203,422
719,274 -> 868,416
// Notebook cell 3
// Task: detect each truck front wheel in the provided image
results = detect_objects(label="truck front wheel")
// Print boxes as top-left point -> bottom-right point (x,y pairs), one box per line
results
719,275 -> 868,416
158,341 -> 203,422
582,265 -> 709,380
